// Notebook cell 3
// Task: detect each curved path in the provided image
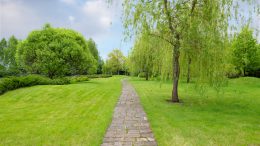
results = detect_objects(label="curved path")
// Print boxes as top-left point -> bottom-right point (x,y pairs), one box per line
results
101,80 -> 157,146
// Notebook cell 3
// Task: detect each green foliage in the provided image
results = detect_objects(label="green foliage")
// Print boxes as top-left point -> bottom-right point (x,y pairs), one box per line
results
87,74 -> 112,78
68,75 -> 89,83
0,36 -> 20,74
97,57 -> 104,74
0,69 -> 20,77
129,34 -> 172,80
232,25 -> 260,76
0,75 -> 70,95
4,36 -> 18,69
87,38 -> 99,74
122,0 -> 239,101
0,38 -> 7,64
105,49 -> 127,75
137,72 -> 146,78
17,24 -> 97,78
87,38 -> 99,61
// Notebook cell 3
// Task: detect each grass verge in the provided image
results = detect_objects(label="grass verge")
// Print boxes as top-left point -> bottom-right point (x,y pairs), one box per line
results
129,77 -> 260,146
0,76 -> 123,145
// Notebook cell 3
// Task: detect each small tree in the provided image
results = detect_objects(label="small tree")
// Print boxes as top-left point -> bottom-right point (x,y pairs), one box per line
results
106,49 -> 126,75
232,26 -> 259,76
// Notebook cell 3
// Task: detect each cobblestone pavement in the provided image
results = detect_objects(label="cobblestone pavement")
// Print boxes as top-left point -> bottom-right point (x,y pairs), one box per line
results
101,80 -> 157,146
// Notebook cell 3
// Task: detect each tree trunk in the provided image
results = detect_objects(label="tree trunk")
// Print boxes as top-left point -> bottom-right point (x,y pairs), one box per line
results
187,57 -> 191,83
172,35 -> 180,102
145,71 -> 149,81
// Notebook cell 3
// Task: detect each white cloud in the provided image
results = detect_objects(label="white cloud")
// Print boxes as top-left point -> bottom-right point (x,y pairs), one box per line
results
0,0 -> 41,38
82,0 -> 113,30
68,15 -> 75,22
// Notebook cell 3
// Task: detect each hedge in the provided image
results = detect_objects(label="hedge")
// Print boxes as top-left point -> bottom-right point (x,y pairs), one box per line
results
0,75 -> 70,95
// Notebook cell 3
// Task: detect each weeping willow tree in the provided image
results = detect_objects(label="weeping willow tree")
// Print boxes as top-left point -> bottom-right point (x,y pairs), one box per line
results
122,0 -> 259,102
129,33 -> 172,80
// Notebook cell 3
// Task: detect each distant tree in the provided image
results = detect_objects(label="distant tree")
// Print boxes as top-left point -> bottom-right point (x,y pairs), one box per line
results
106,49 -> 126,75
97,56 -> 104,74
0,38 -> 7,67
87,38 -> 99,61
87,38 -> 101,74
17,24 -> 97,78
4,36 -> 18,70
129,34 -> 162,80
102,61 -> 111,75
232,26 -> 259,76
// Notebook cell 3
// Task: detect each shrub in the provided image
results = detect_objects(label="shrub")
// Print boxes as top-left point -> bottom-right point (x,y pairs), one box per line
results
68,75 -> 89,83
52,78 -> 71,85
0,75 -> 70,95
0,69 -> 20,77
87,74 -> 112,78
138,72 -> 146,78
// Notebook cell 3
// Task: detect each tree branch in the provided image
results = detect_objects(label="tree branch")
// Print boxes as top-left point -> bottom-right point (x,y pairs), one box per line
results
148,32 -> 174,45
163,0 -> 175,35
190,0 -> 197,15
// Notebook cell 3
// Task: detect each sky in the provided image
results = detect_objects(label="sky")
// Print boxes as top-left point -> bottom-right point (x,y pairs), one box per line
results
0,0 -> 259,60
0,0 -> 133,59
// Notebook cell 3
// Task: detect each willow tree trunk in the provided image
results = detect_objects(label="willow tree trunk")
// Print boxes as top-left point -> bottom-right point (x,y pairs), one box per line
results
172,35 -> 180,102
187,57 -> 191,83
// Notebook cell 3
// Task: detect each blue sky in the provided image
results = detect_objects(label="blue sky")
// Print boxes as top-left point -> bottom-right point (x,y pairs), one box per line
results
0,0 -> 133,59
0,0 -> 259,60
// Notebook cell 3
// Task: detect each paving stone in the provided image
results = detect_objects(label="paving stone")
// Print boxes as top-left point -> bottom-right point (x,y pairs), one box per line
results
101,80 -> 157,146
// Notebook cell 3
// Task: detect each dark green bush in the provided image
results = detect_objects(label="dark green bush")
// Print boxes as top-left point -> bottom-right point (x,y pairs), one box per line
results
0,69 -> 20,77
0,75 -> 70,95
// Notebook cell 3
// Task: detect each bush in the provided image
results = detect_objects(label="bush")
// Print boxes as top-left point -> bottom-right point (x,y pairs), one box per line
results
138,72 -> 146,78
68,75 -> 89,83
0,75 -> 70,95
87,74 -> 112,78
52,78 -> 71,85
0,69 -> 20,77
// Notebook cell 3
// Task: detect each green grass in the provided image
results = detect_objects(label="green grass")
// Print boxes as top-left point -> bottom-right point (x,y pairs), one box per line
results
0,76 -> 123,145
129,77 -> 260,146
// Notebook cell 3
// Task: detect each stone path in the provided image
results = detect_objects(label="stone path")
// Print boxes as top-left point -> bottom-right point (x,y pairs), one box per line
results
101,80 -> 157,146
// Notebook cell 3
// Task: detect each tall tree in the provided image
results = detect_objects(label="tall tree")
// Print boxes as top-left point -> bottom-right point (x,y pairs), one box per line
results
122,0 -> 235,102
232,26 -> 259,76
4,36 -> 18,69
0,38 -> 7,67
87,38 -> 99,61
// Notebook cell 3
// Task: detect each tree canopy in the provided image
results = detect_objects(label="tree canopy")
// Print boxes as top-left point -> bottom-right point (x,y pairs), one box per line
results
122,0 -> 237,102
232,25 -> 260,76
104,49 -> 126,75
0,36 -> 19,71
17,24 -> 97,78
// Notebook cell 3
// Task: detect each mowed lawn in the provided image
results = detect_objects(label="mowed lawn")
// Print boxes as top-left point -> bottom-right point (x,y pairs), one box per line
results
130,77 -> 260,146
0,76 -> 123,145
